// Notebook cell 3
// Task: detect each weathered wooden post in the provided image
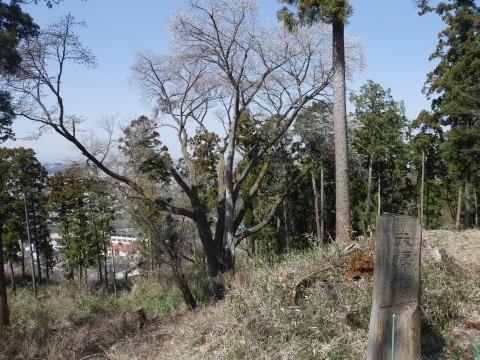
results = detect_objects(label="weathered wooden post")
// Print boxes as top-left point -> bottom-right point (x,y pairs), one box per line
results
367,214 -> 422,360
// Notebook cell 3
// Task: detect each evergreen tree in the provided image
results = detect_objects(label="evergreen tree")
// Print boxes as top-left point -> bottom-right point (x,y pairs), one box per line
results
278,0 -> 354,243
0,147 -> 48,333
419,0 -> 480,228
410,110 -> 447,229
0,152 -> 13,334
6,147 -> 49,284
0,1 -> 38,142
47,167 -> 100,280
350,80 -> 408,232
294,101 -> 336,244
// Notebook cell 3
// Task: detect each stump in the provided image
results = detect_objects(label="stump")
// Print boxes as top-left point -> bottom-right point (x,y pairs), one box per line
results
131,307 -> 147,329
367,214 -> 422,360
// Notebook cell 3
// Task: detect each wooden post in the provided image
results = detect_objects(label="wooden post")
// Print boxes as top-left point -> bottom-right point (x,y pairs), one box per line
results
367,214 -> 422,360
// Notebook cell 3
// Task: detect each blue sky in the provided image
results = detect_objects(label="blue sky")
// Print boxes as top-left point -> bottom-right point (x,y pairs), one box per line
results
3,0 -> 445,162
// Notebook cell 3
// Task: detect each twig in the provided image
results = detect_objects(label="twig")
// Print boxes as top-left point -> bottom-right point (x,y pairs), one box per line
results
78,354 -> 113,360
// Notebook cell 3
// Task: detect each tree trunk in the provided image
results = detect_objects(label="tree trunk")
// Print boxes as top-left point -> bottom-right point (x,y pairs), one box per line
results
0,233 -> 9,338
420,151 -> 425,223
455,188 -> 462,231
474,187 -> 478,227
196,219 -> 226,299
425,182 -> 430,229
311,172 -> 322,244
283,198 -> 291,253
464,169 -> 470,229
103,239 -> 109,288
92,217 -> 102,283
102,223 -> 109,287
20,239 -> 25,277
24,193 -> 37,297
283,163 -> 291,253
377,176 -> 381,216
320,168 -> 325,244
9,263 -> 16,295
172,264 -> 197,310
332,20 -> 351,243
222,88 -> 241,283
148,229 -> 154,273
109,235 -> 117,297
365,153 -> 373,233
32,212 -> 42,283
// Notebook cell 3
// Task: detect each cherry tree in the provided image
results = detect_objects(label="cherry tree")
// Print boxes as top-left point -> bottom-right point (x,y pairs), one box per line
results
9,1 -> 363,299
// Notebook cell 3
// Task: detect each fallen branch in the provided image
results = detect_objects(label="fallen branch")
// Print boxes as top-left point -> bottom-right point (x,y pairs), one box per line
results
291,264 -> 333,304
79,354 -> 113,360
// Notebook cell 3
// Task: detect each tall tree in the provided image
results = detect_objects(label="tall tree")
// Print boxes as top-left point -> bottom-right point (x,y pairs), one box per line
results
294,101 -> 336,244
0,147 -> 48,333
9,3 -> 363,299
0,0 -> 64,337
409,110 -> 447,229
419,0 -> 480,229
350,80 -> 408,232
0,1 -> 38,142
47,166 -> 104,280
116,115 -> 197,308
0,150 -> 12,335
278,0 -> 354,243
7,147 -> 49,283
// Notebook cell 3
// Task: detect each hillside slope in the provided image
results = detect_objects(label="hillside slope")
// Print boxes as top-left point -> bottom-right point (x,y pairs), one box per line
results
106,230 -> 480,360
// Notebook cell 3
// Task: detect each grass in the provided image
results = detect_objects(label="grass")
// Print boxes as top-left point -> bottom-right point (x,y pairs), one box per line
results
0,277 -> 182,359
420,235 -> 480,360
108,232 -> 479,360
1,230 -> 479,359
116,276 -> 180,316
195,247 -> 372,360
113,244 -> 373,360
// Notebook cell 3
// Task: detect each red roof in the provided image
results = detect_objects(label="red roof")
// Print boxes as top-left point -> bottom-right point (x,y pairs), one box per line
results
107,243 -> 138,252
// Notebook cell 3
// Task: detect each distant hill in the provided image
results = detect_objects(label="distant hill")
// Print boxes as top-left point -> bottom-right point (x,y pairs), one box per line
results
43,162 -> 69,175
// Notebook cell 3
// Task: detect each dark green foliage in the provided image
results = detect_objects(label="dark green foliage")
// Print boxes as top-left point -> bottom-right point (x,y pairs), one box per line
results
119,116 -> 171,183
11,0 -> 63,8
0,147 -> 51,275
0,91 -> 15,142
189,128 -> 221,212
47,166 -> 114,280
418,0 -> 480,228
277,0 -> 353,28
420,0 -> 480,121
349,80 -> 411,231
350,80 -> 407,160
0,1 -> 38,74
0,1 -> 39,143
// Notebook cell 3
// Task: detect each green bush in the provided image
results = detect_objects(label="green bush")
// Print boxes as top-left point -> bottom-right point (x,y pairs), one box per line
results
116,277 -> 180,316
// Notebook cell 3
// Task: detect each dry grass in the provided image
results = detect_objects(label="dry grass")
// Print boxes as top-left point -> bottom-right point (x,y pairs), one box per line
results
105,230 -> 480,360
0,279 -> 175,360
2,229 -> 478,359
426,229 -> 480,273
107,244 -> 374,360
421,231 -> 480,359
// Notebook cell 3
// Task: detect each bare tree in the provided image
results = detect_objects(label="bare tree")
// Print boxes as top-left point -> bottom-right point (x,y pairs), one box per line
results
9,2 -> 363,299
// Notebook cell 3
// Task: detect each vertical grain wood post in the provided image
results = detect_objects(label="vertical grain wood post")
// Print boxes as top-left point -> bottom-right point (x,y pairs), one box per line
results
367,214 -> 422,360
